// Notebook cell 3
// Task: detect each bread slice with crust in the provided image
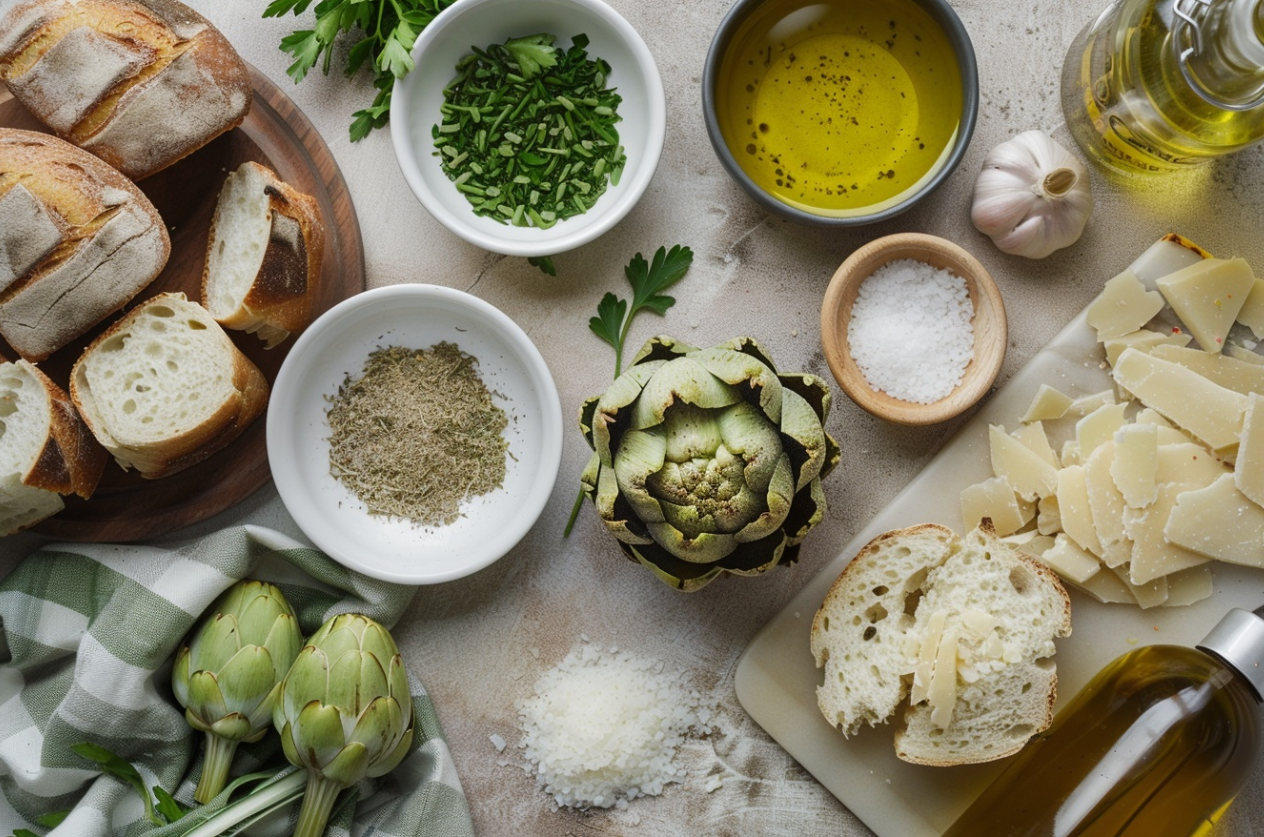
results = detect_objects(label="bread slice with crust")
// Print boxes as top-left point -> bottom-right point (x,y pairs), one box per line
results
0,0 -> 251,180
811,522 -> 1071,766
0,128 -> 170,361
201,161 -> 324,349
70,292 -> 268,479
0,357 -> 108,535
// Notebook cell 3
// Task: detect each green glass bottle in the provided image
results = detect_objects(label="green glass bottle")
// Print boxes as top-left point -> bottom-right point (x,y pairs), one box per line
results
1061,0 -> 1264,172
941,608 -> 1264,837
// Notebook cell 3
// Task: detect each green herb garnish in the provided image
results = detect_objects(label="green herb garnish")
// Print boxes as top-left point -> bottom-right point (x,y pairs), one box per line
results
433,33 -> 626,227
589,245 -> 695,377
263,0 -> 456,141
71,742 -> 185,826
563,244 -> 694,536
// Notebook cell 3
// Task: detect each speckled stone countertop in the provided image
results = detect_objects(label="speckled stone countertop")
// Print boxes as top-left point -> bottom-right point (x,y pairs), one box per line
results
5,0 -> 1264,834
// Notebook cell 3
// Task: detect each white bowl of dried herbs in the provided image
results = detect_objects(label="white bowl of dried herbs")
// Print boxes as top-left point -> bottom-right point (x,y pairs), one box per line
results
389,0 -> 665,257
267,284 -> 563,584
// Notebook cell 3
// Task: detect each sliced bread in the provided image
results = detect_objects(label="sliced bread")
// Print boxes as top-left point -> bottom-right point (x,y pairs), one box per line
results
0,357 -> 107,535
70,293 -> 268,479
811,522 -> 1071,766
201,161 -> 324,349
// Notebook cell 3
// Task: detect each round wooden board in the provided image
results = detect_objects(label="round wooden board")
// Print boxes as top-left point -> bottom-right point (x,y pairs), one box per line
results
1,65 -> 366,542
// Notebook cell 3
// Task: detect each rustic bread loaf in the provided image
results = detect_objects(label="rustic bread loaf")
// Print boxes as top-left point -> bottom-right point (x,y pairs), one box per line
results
0,0 -> 251,180
0,357 -> 108,535
0,128 -> 170,361
811,522 -> 1071,766
202,161 -> 324,349
70,292 -> 268,479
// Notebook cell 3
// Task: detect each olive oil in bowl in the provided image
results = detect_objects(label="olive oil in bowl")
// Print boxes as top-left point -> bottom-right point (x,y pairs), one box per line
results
712,0 -> 966,219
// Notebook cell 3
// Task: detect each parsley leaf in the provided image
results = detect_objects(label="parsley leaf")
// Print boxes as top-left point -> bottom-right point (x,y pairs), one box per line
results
266,0 -> 456,141
527,255 -> 557,276
588,245 -> 694,377
503,34 -> 559,78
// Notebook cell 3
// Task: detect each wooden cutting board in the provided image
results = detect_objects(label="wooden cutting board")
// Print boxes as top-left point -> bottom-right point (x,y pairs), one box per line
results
1,65 -> 366,542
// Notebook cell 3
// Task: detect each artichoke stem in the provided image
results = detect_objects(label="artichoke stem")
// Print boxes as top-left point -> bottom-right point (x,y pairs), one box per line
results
292,773 -> 344,837
194,733 -> 239,804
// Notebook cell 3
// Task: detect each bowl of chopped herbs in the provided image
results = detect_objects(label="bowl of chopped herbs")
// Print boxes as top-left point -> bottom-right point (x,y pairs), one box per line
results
390,0 -> 665,257
267,285 -> 563,584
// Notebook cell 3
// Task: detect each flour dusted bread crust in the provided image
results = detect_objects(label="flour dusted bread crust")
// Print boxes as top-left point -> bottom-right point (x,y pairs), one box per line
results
0,357 -> 108,535
811,522 -> 1071,766
0,0 -> 251,180
201,161 -> 324,349
0,128 -> 170,361
70,292 -> 268,479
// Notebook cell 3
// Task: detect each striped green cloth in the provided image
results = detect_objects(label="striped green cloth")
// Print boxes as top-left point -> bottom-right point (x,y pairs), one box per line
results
0,525 -> 473,837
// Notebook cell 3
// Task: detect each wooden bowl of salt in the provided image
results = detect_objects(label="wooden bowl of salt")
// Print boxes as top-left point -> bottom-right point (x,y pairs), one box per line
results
821,233 -> 1006,426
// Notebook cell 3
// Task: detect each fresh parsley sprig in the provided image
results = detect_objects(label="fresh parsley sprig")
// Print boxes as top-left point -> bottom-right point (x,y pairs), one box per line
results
563,245 -> 694,537
589,245 -> 694,377
263,0 -> 455,141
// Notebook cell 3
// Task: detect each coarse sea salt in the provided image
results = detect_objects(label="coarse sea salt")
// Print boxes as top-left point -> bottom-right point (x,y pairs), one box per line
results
847,258 -> 975,403
516,642 -> 706,810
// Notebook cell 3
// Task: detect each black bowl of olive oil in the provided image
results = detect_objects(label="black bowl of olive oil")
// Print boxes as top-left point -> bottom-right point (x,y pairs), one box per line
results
703,0 -> 978,225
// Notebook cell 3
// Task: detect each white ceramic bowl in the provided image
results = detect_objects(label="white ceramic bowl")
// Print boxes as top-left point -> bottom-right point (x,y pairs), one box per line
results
267,285 -> 563,584
390,0 -> 665,257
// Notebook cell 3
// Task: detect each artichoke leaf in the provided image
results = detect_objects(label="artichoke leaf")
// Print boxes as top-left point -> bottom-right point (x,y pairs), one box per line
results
367,725 -> 415,778
320,740 -> 370,788
188,670 -> 230,722
209,714 -> 255,741
238,594 -> 289,644
294,701 -> 348,767
596,463 -> 656,544
612,428 -> 668,524
691,341 -> 784,423
647,520 -> 737,564
171,648 -> 192,707
778,386 -> 831,490
778,371 -> 833,423
327,651 -> 376,716
630,357 -> 741,430
720,529 -> 790,575
281,648 -> 330,718
782,476 -> 828,545
734,452 -> 794,543
625,541 -> 728,591
263,613 -> 304,665
715,401 -> 783,493
193,614 -> 242,672
629,335 -> 699,366
579,450 -> 601,497
347,695 -> 404,755
660,402 -> 724,461
216,646 -> 282,716
591,360 -> 665,463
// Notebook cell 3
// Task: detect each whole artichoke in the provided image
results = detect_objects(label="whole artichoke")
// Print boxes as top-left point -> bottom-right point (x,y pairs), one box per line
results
579,336 -> 840,591
172,579 -> 303,803
274,613 -> 414,837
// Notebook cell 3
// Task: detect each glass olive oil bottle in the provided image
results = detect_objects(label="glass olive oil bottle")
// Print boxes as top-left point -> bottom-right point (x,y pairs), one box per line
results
1061,0 -> 1264,172
941,608 -> 1264,837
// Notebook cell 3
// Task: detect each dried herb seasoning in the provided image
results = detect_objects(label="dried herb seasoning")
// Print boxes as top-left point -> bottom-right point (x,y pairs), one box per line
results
326,342 -> 509,526
432,33 -> 626,227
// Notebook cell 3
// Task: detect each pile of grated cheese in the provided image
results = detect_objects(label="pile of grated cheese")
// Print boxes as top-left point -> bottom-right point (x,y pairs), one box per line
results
847,258 -> 975,403
517,642 -> 706,809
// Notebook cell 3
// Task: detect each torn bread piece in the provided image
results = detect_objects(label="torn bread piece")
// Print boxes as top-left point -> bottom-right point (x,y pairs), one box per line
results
1,357 -> 107,535
201,162 -> 324,349
70,293 -> 268,479
811,522 -> 1071,766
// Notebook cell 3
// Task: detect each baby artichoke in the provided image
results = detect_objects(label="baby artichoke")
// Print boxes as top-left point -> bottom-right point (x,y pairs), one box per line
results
274,612 -> 414,837
172,579 -> 303,803
579,335 -> 840,591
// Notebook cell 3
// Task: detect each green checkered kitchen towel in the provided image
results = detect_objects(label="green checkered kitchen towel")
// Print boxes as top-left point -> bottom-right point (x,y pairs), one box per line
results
0,525 -> 474,837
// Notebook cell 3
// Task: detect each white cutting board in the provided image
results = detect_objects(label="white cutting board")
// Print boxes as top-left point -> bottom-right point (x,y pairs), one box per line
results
736,250 -> 1264,837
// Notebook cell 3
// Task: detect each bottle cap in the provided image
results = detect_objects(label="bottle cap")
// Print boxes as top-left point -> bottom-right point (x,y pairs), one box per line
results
1197,608 -> 1264,701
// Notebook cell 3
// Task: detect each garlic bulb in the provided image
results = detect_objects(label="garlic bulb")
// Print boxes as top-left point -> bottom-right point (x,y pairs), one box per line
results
971,131 -> 1093,259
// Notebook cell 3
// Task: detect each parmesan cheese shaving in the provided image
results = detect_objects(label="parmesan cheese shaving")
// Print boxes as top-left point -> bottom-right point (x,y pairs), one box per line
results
517,643 -> 707,809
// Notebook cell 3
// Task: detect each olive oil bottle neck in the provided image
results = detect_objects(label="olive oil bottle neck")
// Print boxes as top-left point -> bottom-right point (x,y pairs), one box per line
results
1196,607 -> 1264,702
